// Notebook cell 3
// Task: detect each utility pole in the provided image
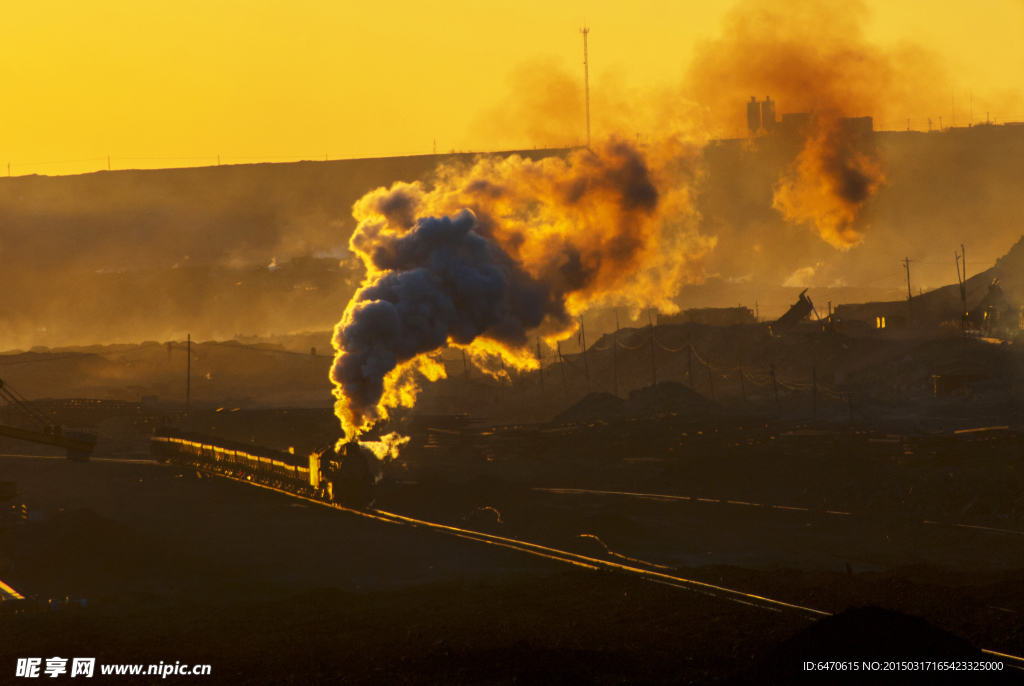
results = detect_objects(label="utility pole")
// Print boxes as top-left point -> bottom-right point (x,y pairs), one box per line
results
580,316 -> 590,392
647,308 -> 657,386
956,245 -> 969,395
107,155 -> 111,171
580,27 -> 591,148
956,245 -> 968,321
186,333 -> 191,414
961,245 -> 966,303
7,163 -> 9,177
537,337 -> 544,397
903,257 -> 913,314
461,348 -> 469,378
613,310 -> 619,397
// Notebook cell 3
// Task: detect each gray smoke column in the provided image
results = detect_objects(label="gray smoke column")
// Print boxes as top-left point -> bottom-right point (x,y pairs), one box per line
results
330,208 -> 557,433
331,138 -> 711,438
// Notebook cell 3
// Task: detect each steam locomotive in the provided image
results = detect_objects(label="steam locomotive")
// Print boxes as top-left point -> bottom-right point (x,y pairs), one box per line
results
150,428 -> 377,509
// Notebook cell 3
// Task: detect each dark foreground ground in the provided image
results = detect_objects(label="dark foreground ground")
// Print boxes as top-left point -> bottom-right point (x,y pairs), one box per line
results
3,555 -> 1024,684
3,432 -> 1024,684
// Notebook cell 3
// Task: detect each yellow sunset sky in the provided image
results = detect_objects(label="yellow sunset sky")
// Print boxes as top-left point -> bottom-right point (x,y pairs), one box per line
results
1,0 -> 1021,177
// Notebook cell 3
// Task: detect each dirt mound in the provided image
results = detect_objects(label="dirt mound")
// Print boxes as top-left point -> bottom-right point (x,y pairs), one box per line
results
736,605 -> 1006,685
622,382 -> 718,418
551,392 -> 625,424
552,384 -> 718,424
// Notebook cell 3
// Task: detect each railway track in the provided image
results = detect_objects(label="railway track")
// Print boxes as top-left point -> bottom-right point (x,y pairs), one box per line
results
185,465 -> 1024,668
195,463 -> 828,618
535,486 -> 1024,537
18,449 -> 1017,665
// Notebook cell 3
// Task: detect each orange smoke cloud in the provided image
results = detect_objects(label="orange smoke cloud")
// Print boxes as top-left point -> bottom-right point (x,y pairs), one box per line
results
329,0 -> 954,436
686,0 -> 945,247
471,57 -> 587,150
423,138 -> 709,316
469,51 -> 711,154
771,114 -> 886,249
331,136 -> 712,437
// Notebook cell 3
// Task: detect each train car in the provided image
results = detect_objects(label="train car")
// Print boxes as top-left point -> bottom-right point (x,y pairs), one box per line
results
151,427 -> 317,497
151,428 -> 378,507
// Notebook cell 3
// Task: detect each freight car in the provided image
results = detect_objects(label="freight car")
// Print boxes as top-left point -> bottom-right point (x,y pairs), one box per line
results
150,428 -> 376,507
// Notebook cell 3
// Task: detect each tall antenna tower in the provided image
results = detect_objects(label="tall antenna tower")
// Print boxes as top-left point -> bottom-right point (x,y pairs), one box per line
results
580,26 -> 591,148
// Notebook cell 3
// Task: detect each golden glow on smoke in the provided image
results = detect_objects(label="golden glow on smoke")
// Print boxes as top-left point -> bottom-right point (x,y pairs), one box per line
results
772,115 -> 886,249
332,135 -> 712,437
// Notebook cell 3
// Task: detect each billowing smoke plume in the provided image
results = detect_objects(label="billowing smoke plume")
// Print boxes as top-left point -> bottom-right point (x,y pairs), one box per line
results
355,431 -> 412,482
686,0 -> 944,248
771,114 -> 886,249
331,138 -> 711,437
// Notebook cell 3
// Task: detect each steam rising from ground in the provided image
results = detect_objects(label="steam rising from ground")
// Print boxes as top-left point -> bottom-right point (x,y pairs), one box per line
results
330,138 -> 711,437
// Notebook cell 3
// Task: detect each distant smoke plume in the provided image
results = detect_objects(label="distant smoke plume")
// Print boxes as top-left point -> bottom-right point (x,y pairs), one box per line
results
471,58 -> 707,153
331,138 -> 711,437
783,264 -> 819,288
772,115 -> 886,248
686,0 -> 944,248
471,57 -> 586,150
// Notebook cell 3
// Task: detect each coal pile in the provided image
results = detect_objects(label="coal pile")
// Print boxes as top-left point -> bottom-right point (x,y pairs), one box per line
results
622,381 -> 719,417
551,392 -> 625,424
552,382 -> 718,425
